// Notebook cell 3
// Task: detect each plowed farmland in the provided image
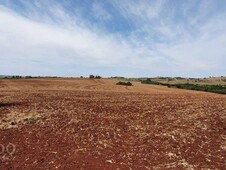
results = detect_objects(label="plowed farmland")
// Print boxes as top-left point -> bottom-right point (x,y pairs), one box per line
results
0,78 -> 226,169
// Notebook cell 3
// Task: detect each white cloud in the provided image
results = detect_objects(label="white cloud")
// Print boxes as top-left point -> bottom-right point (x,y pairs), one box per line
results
0,1 -> 226,77
0,5 -> 157,73
111,0 -> 165,23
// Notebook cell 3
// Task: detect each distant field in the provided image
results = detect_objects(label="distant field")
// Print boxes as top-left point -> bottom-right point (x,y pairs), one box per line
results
110,76 -> 226,85
148,76 -> 226,85
0,78 -> 226,169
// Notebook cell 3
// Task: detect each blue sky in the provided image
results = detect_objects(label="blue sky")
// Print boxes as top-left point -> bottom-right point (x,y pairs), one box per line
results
0,0 -> 226,77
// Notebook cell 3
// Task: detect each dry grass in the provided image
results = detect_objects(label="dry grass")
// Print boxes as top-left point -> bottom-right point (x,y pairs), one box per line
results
0,104 -> 40,130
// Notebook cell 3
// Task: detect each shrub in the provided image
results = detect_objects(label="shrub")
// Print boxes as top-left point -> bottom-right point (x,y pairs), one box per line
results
89,75 -> 101,79
89,75 -> 95,79
116,81 -> 133,86
25,76 -> 32,79
141,79 -> 164,85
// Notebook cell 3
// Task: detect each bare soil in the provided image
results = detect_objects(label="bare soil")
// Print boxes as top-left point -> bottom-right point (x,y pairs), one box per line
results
0,78 -> 226,169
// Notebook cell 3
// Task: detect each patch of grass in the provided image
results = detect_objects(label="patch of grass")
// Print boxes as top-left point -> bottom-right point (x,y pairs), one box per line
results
0,104 -> 40,130
116,81 -> 133,86
26,118 -> 34,125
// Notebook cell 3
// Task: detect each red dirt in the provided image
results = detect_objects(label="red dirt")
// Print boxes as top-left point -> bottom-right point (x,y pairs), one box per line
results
0,78 -> 226,169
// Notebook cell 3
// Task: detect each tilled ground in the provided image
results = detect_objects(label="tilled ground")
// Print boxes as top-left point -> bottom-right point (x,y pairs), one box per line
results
0,79 -> 226,169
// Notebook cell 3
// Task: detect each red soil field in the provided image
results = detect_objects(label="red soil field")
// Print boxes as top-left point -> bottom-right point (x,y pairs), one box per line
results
0,78 -> 226,169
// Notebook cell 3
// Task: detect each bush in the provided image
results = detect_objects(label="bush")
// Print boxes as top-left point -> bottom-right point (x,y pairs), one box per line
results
89,75 -> 95,79
116,81 -> 133,86
89,75 -> 101,79
141,79 -> 164,85
25,76 -> 32,79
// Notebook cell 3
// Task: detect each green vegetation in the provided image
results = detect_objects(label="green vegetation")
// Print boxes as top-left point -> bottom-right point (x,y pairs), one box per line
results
174,77 -> 186,79
89,75 -> 95,78
141,79 -> 226,94
89,75 -> 101,79
116,81 -> 133,86
141,79 -> 165,85
0,75 -> 23,79
111,76 -> 125,79
26,118 -> 34,125
157,77 -> 175,81
170,84 -> 226,94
